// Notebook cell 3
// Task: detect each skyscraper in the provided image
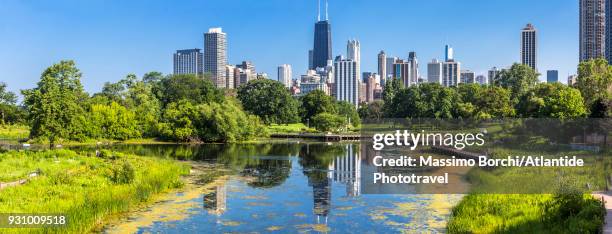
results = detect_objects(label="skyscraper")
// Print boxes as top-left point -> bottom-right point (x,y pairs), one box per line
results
377,51 -> 387,84
427,59 -> 443,84
386,57 -> 398,80
334,56 -> 359,107
347,40 -> 361,85
460,70 -> 476,84
173,49 -> 203,75
547,70 -> 559,83
408,52 -> 419,85
442,60 -> 460,87
521,24 -> 537,71
393,59 -> 412,87
580,0 -> 606,62
278,64 -> 293,88
488,67 -> 502,84
445,45 -> 454,61
312,0 -> 332,69
225,65 -> 235,89
607,0 -> 612,63
204,28 -> 228,88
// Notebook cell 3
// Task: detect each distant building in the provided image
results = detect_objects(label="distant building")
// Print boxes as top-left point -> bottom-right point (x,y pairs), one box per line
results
278,64 -> 292,88
334,56 -> 359,107
173,49 -> 203,76
386,57 -> 398,80
204,28 -> 228,88
442,60 -> 461,87
377,51 -> 387,84
476,75 -> 487,85
460,70 -> 476,84
363,73 -> 378,103
225,65 -> 235,89
488,67 -> 502,85
547,70 -> 559,83
580,0 -> 606,62
234,61 -> 256,87
427,59 -> 443,84
393,59 -> 413,88
347,40 -> 361,85
312,2 -> 332,69
408,52 -> 420,85
568,75 -> 578,86
300,70 -> 328,95
445,45 -> 454,61
521,24 -> 537,71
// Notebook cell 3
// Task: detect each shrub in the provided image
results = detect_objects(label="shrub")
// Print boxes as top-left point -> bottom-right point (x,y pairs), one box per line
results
110,160 -> 135,184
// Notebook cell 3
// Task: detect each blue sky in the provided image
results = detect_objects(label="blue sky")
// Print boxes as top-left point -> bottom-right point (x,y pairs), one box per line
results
0,0 -> 578,95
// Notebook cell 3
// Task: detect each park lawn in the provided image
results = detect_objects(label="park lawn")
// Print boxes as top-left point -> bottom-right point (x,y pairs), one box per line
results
0,149 -> 190,233
266,123 -> 315,134
0,125 -> 29,140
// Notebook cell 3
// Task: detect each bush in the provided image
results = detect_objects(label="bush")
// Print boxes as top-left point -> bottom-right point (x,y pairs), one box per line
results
311,113 -> 346,132
110,160 -> 135,184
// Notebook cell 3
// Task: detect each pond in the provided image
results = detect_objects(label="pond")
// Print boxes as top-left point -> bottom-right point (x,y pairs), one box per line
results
73,142 -> 469,233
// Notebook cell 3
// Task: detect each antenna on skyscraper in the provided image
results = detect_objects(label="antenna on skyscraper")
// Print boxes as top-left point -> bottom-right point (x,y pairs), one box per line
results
325,0 -> 329,20
317,0 -> 321,21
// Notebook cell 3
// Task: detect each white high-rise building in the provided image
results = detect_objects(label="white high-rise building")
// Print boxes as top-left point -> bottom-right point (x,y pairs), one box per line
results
488,67 -> 502,85
442,60 -> 461,87
173,49 -> 203,75
347,40 -> 361,85
521,24 -> 537,71
334,56 -> 359,107
225,65 -> 235,89
204,28 -> 228,88
427,59 -> 443,84
445,45 -> 454,61
277,64 -> 292,88
408,52 -> 419,85
377,51 -> 387,84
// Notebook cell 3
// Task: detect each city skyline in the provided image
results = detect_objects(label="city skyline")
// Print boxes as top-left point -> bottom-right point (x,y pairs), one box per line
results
0,0 -> 579,94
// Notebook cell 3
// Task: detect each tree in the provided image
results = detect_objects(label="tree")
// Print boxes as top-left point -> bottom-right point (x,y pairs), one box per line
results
358,100 -> 384,120
22,60 -> 87,146
576,58 -> 612,108
517,83 -> 587,118
494,63 -> 539,101
335,101 -> 361,127
237,79 -> 300,124
155,74 -> 223,106
88,102 -> 140,140
300,90 -> 336,122
311,113 -> 346,132
456,84 -> 515,119
382,78 -> 402,117
143,71 -> 164,84
0,82 -> 23,124
156,99 -> 266,142
387,83 -> 457,118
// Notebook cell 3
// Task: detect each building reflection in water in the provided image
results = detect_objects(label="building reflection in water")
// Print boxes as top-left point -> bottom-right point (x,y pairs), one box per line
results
203,184 -> 227,216
328,144 -> 361,197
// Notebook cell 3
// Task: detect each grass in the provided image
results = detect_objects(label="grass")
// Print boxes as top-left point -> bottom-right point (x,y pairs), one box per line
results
266,123 -> 316,134
0,125 -> 29,141
447,147 -> 608,233
0,149 -> 190,233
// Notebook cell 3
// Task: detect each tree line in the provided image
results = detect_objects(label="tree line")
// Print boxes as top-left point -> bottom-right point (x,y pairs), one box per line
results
0,59 -> 610,145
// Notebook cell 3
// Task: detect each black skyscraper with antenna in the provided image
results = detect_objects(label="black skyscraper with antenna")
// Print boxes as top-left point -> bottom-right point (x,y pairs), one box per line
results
311,0 -> 332,70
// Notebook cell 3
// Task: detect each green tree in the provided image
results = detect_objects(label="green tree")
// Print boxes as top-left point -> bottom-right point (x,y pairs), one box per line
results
143,71 -> 164,84
311,113 -> 346,132
358,100 -> 384,120
494,63 -> 539,101
335,101 -> 360,127
576,58 -> 612,108
300,90 -> 336,122
155,74 -> 223,106
22,60 -> 87,146
456,84 -> 515,119
237,79 -> 300,124
88,102 -> 140,140
0,82 -> 23,124
517,83 -> 587,118
382,78 -> 402,117
388,83 -> 457,118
